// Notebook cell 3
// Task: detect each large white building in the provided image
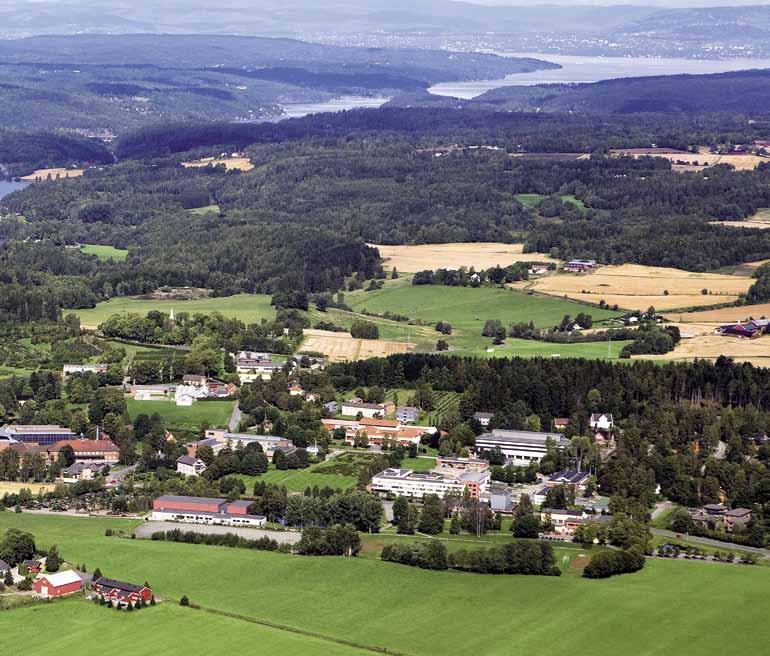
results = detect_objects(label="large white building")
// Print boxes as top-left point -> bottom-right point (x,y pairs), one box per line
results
370,468 -> 490,500
340,400 -> 393,419
203,429 -> 292,457
474,429 -> 569,465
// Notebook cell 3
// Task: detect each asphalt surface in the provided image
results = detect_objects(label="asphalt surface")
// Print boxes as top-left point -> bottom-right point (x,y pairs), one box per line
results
134,520 -> 302,544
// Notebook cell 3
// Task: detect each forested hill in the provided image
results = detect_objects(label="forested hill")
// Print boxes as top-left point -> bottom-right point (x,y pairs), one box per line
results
0,131 -> 113,176
470,69 -> 770,114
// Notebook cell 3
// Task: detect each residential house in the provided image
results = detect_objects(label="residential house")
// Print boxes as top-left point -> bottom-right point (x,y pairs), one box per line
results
33,570 -> 82,598
475,429 -> 568,465
288,384 -> 305,397
151,495 -> 266,527
396,406 -> 419,424
340,400 -> 394,419
93,577 -> 152,605
540,508 -> 586,536
206,379 -> 233,398
61,462 -> 104,481
473,412 -> 494,427
688,504 -> 752,532
589,413 -> 614,432
182,374 -> 207,388
563,259 -> 597,273
553,418 -> 570,431
323,401 -> 339,414
176,455 -> 208,477
0,559 -> 10,575
547,470 -> 591,492
489,486 -> 514,513
22,559 -> 42,574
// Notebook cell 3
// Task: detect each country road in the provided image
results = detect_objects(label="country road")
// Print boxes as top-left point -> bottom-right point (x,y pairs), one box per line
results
651,528 -> 770,558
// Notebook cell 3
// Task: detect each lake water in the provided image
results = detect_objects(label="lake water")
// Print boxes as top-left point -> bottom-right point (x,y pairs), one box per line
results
270,95 -> 391,121
0,179 -> 28,199
428,53 -> 770,99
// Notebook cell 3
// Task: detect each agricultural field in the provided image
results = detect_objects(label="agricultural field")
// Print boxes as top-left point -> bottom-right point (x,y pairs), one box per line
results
181,156 -> 254,172
674,303 -> 770,324
345,279 -> 626,357
239,455 -> 366,492
301,328 -> 414,362
711,208 -> 770,230
0,481 -> 54,495
610,147 -> 769,172
512,264 -> 751,311
0,513 -> 768,656
371,242 -> 554,273
19,167 -> 84,181
635,333 -> 770,368
188,204 -> 221,215
126,398 -> 234,433
79,244 -> 129,261
74,293 -> 274,329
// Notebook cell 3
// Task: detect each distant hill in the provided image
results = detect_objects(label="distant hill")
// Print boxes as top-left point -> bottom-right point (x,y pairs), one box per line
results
469,69 -> 770,114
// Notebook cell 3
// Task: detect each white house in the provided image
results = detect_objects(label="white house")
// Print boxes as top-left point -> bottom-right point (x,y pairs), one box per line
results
176,455 -> 208,477
175,384 -> 208,406
341,400 -> 392,419
589,413 -> 614,431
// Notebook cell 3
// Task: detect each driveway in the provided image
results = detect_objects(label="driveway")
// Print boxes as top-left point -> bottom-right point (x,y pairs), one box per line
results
134,520 -> 302,544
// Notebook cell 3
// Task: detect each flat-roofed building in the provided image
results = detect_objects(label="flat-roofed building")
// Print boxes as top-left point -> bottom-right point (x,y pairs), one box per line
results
369,467 -> 490,500
151,495 -> 266,527
0,424 -> 75,446
475,429 -> 568,465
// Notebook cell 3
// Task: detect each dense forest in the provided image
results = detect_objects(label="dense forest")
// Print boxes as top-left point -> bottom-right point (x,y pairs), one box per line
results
0,130 -> 112,177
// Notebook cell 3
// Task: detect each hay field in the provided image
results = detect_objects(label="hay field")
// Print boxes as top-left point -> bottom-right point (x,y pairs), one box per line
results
302,329 -> 414,362
711,208 -> 770,230
20,168 -> 84,181
673,303 -> 770,324
512,264 -> 751,311
610,148 -> 768,171
0,481 -> 54,495
635,334 -> 770,368
371,243 -> 555,273
181,156 -> 254,172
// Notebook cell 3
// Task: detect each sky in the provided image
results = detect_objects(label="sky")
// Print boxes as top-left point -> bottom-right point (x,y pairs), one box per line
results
468,1 -> 770,6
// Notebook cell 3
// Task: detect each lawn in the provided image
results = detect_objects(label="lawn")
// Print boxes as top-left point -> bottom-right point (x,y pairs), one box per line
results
79,244 -> 129,261
0,513 -> 768,656
74,293 -> 275,328
126,398 -> 234,432
345,281 -> 627,357
240,464 -> 358,493
0,601 -> 371,656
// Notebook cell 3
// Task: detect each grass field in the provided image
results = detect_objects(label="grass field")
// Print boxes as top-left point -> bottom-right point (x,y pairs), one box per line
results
74,293 -> 274,328
0,481 -> 54,495
79,244 -> 129,261
345,280 -> 626,357
370,242 -> 554,273
0,601 -> 371,656
512,264 -> 751,311
240,461 -> 359,493
302,328 -> 414,362
181,156 -> 254,172
0,513 -> 768,656
514,193 -> 587,212
188,204 -> 221,215
126,398 -> 233,432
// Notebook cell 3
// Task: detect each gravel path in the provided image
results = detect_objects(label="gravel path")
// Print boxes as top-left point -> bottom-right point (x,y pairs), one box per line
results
134,520 -> 302,544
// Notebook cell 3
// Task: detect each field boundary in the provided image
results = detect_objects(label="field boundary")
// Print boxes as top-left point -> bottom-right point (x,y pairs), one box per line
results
189,603 -> 415,656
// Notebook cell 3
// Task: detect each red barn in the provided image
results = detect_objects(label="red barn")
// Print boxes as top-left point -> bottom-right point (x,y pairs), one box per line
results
33,570 -> 82,598
93,577 -> 152,604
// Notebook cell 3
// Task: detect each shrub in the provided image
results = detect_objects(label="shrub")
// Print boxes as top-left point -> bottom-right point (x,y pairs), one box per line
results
180,595 -> 190,606
583,549 -> 645,579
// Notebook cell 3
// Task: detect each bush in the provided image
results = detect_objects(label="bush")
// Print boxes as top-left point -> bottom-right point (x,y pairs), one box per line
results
180,595 -> 190,606
583,549 -> 645,579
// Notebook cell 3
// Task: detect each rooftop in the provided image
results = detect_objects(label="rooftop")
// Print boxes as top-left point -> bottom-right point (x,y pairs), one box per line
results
477,429 -> 568,446
38,569 -> 82,587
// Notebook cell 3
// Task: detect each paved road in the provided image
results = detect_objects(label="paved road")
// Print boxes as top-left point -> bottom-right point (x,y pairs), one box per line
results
134,520 -> 302,544
652,528 -> 770,558
228,402 -> 241,432
107,463 -> 138,485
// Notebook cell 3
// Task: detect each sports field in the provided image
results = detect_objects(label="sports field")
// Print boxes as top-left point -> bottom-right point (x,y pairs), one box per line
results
126,398 -> 234,432
79,244 -> 129,261
74,293 -> 274,329
0,513 -> 768,656
371,242 -> 554,273
512,264 -> 751,311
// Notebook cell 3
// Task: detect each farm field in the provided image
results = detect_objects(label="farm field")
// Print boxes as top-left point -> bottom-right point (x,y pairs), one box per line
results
126,398 -> 234,432
711,208 -> 770,230
79,244 -> 129,261
512,264 -> 751,311
610,147 -> 769,171
74,293 -> 274,329
370,242 -> 554,273
674,303 -> 770,324
0,602 -> 371,656
1,513 -> 768,656
181,156 -> 254,172
635,334 -> 770,368
0,481 -> 54,495
345,281 -> 626,357
240,459 -> 360,493
301,328 -> 414,362
19,167 -> 84,181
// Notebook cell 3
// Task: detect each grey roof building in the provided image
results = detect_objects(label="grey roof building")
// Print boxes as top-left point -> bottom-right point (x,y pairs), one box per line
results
475,429 -> 568,465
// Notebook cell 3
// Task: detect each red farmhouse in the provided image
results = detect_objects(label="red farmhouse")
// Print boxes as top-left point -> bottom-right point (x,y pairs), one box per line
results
33,570 -> 83,598
93,577 -> 153,604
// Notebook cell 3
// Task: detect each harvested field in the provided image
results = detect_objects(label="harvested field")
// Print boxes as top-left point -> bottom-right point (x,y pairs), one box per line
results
371,242 -> 555,273
20,167 -> 84,181
302,329 -> 414,362
0,481 -> 54,495
635,334 -> 770,368
512,264 -> 751,311
711,208 -> 770,230
673,303 -> 770,324
610,147 -> 768,171
181,156 -> 254,172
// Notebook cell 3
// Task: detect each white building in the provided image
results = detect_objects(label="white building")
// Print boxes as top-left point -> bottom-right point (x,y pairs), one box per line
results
176,455 -> 208,477
175,384 -> 208,406
473,412 -> 494,427
589,413 -> 614,431
369,468 -> 490,500
340,401 -> 391,419
132,384 -> 174,401
236,355 -> 284,382
474,429 -> 569,465
203,429 -> 292,457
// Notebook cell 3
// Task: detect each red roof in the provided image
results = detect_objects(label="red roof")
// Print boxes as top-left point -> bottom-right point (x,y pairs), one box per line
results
52,439 -> 118,452
360,417 -> 399,428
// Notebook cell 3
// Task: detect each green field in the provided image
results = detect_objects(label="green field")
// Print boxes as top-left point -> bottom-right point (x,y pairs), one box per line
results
79,244 -> 129,261
345,281 -> 627,357
0,513 -> 768,656
0,601 -> 370,656
240,463 -> 358,493
126,398 -> 234,432
188,204 -> 221,215
75,293 -> 275,327
515,193 -> 588,213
